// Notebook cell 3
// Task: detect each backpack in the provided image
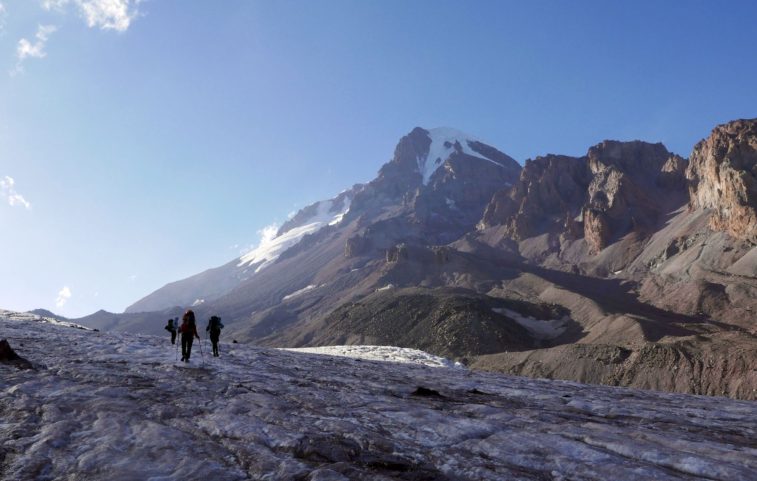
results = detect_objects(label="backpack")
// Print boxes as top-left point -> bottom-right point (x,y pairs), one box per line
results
180,320 -> 194,334
208,316 -> 224,334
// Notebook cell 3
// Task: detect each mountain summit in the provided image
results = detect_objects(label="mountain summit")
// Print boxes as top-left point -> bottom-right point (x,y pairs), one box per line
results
126,127 -> 521,314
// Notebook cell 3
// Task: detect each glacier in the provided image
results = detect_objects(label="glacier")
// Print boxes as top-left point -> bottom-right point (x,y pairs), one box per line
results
1,309 -> 756,480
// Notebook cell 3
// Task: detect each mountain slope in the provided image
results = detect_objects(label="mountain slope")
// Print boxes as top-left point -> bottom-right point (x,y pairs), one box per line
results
87,119 -> 757,400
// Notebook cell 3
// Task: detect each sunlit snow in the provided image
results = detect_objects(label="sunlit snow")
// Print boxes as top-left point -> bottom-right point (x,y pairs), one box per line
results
238,197 -> 351,272
418,127 -> 502,184
283,345 -> 463,369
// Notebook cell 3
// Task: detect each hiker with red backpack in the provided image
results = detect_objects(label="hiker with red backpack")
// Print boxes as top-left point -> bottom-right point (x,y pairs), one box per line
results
179,310 -> 200,362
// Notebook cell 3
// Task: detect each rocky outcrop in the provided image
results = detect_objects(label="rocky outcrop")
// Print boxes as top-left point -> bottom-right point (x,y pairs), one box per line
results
479,155 -> 589,238
582,141 -> 675,253
583,208 -> 611,252
386,244 -> 410,263
0,339 -> 33,369
657,154 -> 688,189
686,119 -> 757,243
344,233 -> 372,258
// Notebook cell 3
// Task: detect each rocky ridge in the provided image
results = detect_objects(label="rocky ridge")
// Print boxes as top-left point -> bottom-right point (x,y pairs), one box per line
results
687,119 -> 757,243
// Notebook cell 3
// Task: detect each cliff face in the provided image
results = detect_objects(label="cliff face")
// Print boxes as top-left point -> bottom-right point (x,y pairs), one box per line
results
687,119 -> 757,244
480,140 -> 687,254
583,141 -> 676,253
479,154 -> 590,239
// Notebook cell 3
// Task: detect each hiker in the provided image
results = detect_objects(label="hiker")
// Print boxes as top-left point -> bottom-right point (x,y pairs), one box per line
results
179,310 -> 200,362
164,318 -> 177,345
206,315 -> 224,357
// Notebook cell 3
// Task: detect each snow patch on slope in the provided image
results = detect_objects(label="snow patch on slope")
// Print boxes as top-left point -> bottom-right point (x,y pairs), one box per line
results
493,308 -> 568,340
418,127 -> 501,184
282,284 -> 318,301
238,197 -> 351,272
283,345 -> 464,369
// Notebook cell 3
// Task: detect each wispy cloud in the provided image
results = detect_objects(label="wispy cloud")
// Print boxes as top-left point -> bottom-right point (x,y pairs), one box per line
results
12,24 -> 57,74
238,223 -> 279,257
56,286 -> 72,308
0,176 -> 32,209
258,223 -> 279,245
0,2 -> 7,34
10,1 -> 143,75
42,0 -> 142,32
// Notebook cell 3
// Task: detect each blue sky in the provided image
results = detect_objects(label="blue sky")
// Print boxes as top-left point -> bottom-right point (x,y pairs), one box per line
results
1,0 -> 756,317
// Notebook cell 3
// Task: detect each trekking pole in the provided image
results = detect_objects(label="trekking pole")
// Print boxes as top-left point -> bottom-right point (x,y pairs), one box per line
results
175,333 -> 179,361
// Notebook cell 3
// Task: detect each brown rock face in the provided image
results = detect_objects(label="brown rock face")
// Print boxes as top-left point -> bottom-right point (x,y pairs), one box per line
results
583,208 -> 611,252
481,140 -> 685,254
686,119 -> 757,243
587,141 -> 670,179
584,142 -> 682,254
657,154 -> 688,190
479,155 -> 590,238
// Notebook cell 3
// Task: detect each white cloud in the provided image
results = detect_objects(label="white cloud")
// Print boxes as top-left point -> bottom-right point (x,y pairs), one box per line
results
0,176 -> 32,209
56,286 -> 72,308
18,24 -> 57,58
42,0 -> 141,32
12,24 -> 57,74
41,0 -> 70,10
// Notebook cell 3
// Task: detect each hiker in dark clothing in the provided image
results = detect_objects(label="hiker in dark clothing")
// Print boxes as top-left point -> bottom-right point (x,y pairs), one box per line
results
164,318 -> 177,345
206,315 -> 224,357
179,310 -> 200,362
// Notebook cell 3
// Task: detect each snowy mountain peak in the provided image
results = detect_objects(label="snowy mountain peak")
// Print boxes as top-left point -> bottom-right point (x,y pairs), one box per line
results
418,127 -> 500,184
